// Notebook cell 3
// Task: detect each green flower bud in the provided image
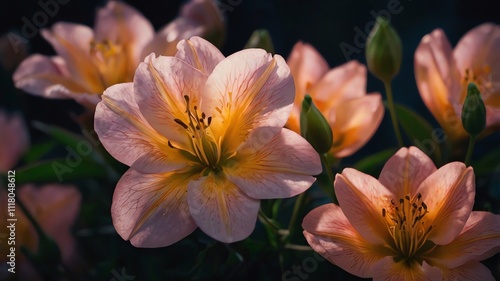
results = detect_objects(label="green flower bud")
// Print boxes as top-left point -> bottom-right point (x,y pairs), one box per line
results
462,83 -> 486,137
244,29 -> 275,54
366,17 -> 402,82
300,95 -> 333,154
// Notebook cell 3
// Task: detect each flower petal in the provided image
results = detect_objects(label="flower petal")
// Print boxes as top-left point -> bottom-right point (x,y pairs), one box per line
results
13,54 -> 92,98
310,60 -> 367,107
187,174 -> 260,243
94,1 -> 154,69
111,168 -> 197,248
203,49 -> 294,153
41,23 -> 104,93
427,211 -> 500,268
133,54 -> 207,146
0,112 -> 29,171
454,23 -> 500,77
227,128 -> 321,199
441,261 -> 495,281
334,168 -> 394,244
414,28 -> 464,140
378,147 -> 437,200
302,204 -> 386,278
372,257 -> 442,281
416,163 -> 475,245
95,83 -> 188,173
329,94 -> 384,158
175,36 -> 224,75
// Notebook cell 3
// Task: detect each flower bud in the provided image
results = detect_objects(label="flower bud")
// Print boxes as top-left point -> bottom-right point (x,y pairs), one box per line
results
366,17 -> 402,82
300,94 -> 333,154
244,29 -> 275,54
462,83 -> 486,137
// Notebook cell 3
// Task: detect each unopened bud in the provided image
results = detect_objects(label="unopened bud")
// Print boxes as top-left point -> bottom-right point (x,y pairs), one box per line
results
366,17 -> 402,82
462,83 -> 486,137
244,29 -> 275,54
300,95 -> 333,154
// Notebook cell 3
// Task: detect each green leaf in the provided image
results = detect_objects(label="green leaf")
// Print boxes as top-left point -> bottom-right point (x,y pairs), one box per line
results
393,103 -> 443,164
354,148 -> 397,176
15,159 -> 108,184
22,140 -> 57,163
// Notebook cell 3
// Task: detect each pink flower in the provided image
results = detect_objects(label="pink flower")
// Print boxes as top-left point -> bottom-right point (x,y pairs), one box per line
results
94,37 -> 322,247
0,185 -> 81,281
415,23 -> 500,142
303,147 -> 500,280
0,112 -> 28,171
13,0 -> 224,108
286,42 -> 384,157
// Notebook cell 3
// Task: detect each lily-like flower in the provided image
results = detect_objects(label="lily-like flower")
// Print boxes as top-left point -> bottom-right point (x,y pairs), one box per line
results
13,0 -> 223,108
94,37 -> 322,246
286,42 -> 384,158
303,146 -> 500,280
0,112 -> 28,171
0,185 -> 81,281
415,23 -> 500,142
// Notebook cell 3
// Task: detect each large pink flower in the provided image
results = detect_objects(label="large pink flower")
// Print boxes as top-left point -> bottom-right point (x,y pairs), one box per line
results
94,37 -> 322,247
415,23 -> 500,142
286,42 -> 384,157
303,147 -> 500,280
13,0 -> 223,108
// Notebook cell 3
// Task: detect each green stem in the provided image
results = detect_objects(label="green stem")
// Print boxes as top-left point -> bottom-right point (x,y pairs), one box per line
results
464,136 -> 476,166
285,192 -> 306,243
384,80 -> 404,147
320,153 -> 337,204
258,209 -> 279,232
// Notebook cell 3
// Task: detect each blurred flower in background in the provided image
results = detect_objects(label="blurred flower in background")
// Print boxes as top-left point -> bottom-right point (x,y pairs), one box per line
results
95,37 -> 321,247
286,42 -> 384,158
415,23 -> 500,143
0,111 -> 81,281
13,0 -> 224,108
303,147 -> 500,280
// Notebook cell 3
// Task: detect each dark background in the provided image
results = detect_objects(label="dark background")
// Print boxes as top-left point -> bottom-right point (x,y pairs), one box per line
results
0,0 -> 499,280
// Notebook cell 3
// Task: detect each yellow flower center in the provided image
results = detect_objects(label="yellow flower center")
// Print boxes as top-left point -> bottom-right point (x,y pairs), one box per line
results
382,193 -> 436,264
461,65 -> 494,102
90,39 -> 129,90
170,95 -> 223,172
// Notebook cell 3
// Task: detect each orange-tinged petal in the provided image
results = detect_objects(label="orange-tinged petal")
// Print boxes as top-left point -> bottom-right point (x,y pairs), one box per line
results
94,0 -> 154,73
111,168 -> 198,248
95,83 -> 188,173
441,261 -> 495,281
0,112 -> 28,171
202,49 -> 294,154
372,256 -> 442,281
453,23 -> 500,76
187,174 -> 260,243
302,204 -> 387,278
134,54 -> 207,146
378,147 -> 437,200
427,211 -> 500,268
13,54 -> 93,98
416,163 -> 475,245
310,60 -> 367,108
414,28 -> 465,140
41,23 -> 104,92
227,128 -> 321,199
334,168 -> 393,244
329,94 -> 384,158
175,36 -> 224,75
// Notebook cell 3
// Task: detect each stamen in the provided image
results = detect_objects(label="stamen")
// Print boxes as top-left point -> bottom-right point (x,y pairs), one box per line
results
174,118 -> 188,129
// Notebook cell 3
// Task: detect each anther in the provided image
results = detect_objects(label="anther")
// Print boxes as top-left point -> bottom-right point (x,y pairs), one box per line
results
174,118 -> 189,129
382,208 -> 386,217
